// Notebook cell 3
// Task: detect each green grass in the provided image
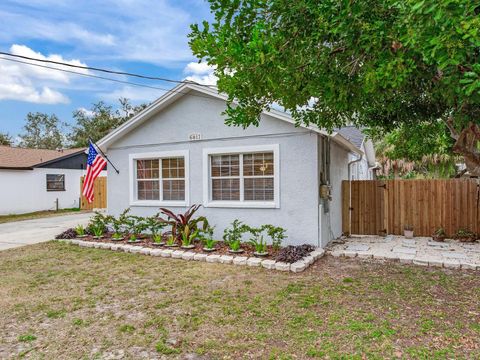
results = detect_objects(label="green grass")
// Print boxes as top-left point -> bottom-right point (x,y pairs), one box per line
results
0,241 -> 478,359
0,208 -> 82,224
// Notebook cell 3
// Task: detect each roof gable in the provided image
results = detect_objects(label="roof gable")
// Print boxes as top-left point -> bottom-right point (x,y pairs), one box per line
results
97,83 -> 361,155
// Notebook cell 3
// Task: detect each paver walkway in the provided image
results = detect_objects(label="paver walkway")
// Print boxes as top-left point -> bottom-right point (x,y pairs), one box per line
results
327,235 -> 480,270
0,212 -> 92,251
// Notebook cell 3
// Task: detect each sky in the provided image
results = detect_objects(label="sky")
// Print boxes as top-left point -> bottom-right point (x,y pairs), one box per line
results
0,0 -> 216,137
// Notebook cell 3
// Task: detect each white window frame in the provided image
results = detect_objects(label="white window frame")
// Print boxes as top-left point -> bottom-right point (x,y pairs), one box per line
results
203,144 -> 280,208
129,150 -> 189,207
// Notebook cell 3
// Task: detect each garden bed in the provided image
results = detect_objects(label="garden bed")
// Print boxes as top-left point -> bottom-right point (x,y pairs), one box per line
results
57,205 -> 323,269
60,238 -> 325,273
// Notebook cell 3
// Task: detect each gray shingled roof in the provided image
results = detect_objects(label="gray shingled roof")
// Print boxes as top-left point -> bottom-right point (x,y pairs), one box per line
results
335,126 -> 366,150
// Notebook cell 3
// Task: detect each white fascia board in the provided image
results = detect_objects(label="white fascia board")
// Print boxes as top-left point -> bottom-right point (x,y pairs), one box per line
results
96,82 -> 360,154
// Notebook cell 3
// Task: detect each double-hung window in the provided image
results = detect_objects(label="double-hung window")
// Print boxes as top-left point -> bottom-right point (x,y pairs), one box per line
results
203,145 -> 279,208
130,151 -> 189,206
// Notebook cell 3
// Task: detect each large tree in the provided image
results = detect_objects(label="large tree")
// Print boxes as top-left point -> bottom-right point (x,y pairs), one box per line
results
69,98 -> 147,147
18,113 -> 65,149
189,0 -> 480,174
0,132 -> 12,146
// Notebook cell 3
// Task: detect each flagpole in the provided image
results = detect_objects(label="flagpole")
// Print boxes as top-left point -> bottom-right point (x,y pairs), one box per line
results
89,138 -> 120,174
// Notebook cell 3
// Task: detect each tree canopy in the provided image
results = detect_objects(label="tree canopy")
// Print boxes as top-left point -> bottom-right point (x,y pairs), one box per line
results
18,113 -> 65,150
0,132 -> 12,146
189,0 -> 480,174
69,98 -> 147,148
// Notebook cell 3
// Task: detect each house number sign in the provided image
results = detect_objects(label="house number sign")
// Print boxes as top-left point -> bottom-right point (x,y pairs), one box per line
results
189,133 -> 202,141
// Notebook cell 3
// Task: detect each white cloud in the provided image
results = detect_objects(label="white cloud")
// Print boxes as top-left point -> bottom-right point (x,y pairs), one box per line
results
0,1 -> 213,65
183,61 -> 217,85
0,44 -> 91,104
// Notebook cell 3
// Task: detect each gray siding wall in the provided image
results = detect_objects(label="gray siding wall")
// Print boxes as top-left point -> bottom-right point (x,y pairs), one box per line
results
329,142 -> 349,240
107,91 -> 322,246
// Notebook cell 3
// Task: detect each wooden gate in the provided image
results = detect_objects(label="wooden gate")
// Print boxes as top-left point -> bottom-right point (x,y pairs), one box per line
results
342,179 -> 480,237
80,176 -> 107,210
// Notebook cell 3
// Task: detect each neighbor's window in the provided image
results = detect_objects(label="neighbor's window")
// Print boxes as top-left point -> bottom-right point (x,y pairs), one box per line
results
46,174 -> 65,191
210,152 -> 274,202
135,157 -> 185,202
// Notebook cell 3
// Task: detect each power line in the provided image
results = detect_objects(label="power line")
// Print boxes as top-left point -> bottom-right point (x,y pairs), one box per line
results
0,56 -> 218,100
0,51 -> 217,87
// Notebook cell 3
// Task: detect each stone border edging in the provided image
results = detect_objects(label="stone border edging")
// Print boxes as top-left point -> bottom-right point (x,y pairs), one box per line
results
327,249 -> 479,270
58,239 -> 325,273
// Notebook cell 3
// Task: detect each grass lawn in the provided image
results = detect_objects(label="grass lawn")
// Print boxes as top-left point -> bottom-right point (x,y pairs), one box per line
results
0,208 -> 83,224
0,242 -> 478,359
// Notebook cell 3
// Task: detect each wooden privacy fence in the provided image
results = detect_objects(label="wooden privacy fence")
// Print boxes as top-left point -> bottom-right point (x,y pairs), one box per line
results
342,179 -> 480,237
80,176 -> 107,210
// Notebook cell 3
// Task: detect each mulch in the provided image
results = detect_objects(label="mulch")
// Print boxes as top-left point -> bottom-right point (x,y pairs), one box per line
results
82,233 -> 280,259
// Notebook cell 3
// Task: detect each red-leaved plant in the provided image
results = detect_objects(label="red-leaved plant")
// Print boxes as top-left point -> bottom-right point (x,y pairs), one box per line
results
158,205 -> 208,244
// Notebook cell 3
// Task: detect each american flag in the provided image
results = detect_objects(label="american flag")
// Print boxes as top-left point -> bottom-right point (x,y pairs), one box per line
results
82,141 -> 107,203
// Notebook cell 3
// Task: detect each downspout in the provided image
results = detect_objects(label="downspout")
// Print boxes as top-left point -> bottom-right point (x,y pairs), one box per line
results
347,154 -> 362,236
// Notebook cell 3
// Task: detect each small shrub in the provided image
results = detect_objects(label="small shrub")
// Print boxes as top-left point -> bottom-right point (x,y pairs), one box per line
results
159,204 -> 207,241
88,212 -> 108,236
75,225 -> 86,236
432,227 -> 447,242
275,244 -> 315,263
106,208 -> 130,238
223,219 -> 248,251
248,226 -> 268,253
125,215 -> 147,240
144,214 -> 166,240
55,228 -> 77,239
152,233 -> 163,243
263,224 -> 287,250
165,234 -> 176,246
180,224 -> 199,247
200,225 -> 217,249
455,228 -> 477,242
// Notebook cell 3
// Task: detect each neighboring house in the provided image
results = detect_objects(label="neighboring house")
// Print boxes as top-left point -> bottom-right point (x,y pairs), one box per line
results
97,83 -> 362,247
0,146 -> 102,214
336,126 -> 377,180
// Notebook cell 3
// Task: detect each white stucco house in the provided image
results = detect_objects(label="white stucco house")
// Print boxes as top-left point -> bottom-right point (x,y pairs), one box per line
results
97,83 -> 369,247
0,146 -> 92,214
336,126 -> 377,180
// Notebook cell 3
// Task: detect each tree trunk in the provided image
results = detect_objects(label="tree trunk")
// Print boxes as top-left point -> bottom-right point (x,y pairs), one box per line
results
446,121 -> 480,177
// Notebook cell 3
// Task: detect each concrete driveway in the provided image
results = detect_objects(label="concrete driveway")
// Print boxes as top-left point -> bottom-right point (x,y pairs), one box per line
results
0,212 -> 92,251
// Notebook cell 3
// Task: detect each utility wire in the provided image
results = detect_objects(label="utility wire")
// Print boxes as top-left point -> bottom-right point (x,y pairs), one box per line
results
0,56 -> 218,100
0,51 -> 217,87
